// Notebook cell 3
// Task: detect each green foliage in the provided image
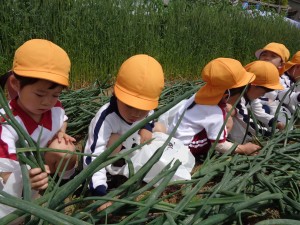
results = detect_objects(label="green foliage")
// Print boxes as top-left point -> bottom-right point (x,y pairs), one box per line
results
261,0 -> 289,6
1,81 -> 300,224
0,0 -> 299,87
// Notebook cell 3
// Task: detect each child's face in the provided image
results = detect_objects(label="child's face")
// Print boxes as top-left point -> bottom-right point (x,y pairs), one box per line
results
117,99 -> 149,123
259,51 -> 283,68
289,65 -> 300,82
14,79 -> 63,121
246,85 -> 269,100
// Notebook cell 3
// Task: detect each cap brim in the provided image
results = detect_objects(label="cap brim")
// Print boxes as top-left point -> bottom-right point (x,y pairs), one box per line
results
264,83 -> 284,90
195,71 -> 255,105
13,69 -> 69,86
231,71 -> 256,88
195,84 -> 225,105
114,85 -> 158,111
284,61 -> 297,73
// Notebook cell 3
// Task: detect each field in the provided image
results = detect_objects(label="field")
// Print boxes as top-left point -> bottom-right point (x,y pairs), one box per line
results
1,0 -> 300,224
1,80 -> 300,224
1,0 -> 300,86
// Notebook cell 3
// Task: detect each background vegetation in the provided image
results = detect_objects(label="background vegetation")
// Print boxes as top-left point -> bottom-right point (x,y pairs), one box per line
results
261,0 -> 289,6
0,0 -> 300,88
1,1 -> 300,224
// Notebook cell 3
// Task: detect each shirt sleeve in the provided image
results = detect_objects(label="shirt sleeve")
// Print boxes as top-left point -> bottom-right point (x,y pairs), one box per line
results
250,99 -> 276,128
201,105 -> 227,142
231,98 -> 270,143
277,88 -> 300,107
83,115 -> 114,191
0,124 -> 18,160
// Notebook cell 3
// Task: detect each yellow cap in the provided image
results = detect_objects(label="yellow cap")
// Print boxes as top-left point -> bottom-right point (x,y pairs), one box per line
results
114,54 -> 164,110
195,58 -> 255,105
255,42 -> 290,63
284,51 -> 300,72
245,61 -> 283,90
13,39 -> 71,86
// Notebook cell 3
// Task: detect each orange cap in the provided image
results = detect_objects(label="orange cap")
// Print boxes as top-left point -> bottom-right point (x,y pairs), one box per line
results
114,54 -> 164,110
255,42 -> 290,63
195,58 -> 255,105
12,39 -> 71,86
245,61 -> 283,90
284,51 -> 300,72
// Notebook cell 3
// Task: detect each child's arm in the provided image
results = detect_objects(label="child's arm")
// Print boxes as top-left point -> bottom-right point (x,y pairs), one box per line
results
235,99 -> 271,137
107,133 -> 122,156
216,141 -> 261,155
250,99 -> 284,130
235,142 -> 261,155
56,121 -> 76,143
83,117 -> 113,196
139,128 -> 152,144
139,120 -> 168,143
1,166 -> 50,191
277,88 -> 300,108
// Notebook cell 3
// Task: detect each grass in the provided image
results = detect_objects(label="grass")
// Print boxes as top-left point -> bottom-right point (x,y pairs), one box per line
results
0,0 -> 300,87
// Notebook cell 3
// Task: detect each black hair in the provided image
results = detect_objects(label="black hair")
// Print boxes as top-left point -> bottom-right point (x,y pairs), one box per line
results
225,85 -> 248,96
14,73 -> 62,89
0,71 -> 13,89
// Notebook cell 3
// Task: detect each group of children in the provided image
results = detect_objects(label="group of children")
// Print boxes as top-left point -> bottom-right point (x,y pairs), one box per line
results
0,39 -> 300,216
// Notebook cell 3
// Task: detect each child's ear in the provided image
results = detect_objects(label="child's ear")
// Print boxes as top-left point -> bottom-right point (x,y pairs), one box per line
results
7,75 -> 20,100
221,93 -> 230,102
9,75 -> 20,92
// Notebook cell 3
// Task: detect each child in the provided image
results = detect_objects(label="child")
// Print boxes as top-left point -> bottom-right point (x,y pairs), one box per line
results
84,54 -> 165,196
0,39 -> 76,216
255,42 -> 290,75
254,42 -> 290,124
229,60 -> 284,143
168,58 -> 261,158
276,51 -> 300,115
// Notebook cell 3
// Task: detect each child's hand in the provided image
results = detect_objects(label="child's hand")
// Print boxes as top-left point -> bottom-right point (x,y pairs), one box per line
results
226,103 -> 236,116
235,143 -> 261,155
29,165 -> 50,191
139,129 -> 152,144
56,131 -> 76,143
276,122 -> 285,130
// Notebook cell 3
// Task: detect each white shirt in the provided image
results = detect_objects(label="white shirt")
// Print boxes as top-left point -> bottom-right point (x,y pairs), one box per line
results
277,73 -> 300,113
0,99 -> 66,160
168,94 -> 227,156
84,96 -> 153,190
229,96 -> 270,143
